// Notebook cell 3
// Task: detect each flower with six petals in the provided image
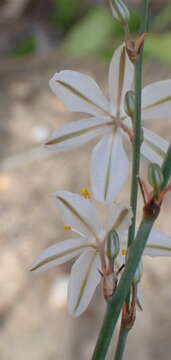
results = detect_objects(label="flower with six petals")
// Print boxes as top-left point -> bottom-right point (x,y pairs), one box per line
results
46,44 -> 170,204
31,191 -> 171,316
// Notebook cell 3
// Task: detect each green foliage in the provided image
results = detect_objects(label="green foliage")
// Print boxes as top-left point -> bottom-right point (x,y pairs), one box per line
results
64,7 -> 114,56
52,0 -> 80,30
145,33 -> 171,65
11,37 -> 36,58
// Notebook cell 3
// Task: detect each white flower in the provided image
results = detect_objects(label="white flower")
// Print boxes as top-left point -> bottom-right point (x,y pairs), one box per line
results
31,191 -> 171,316
31,190 -> 131,316
46,44 -> 170,203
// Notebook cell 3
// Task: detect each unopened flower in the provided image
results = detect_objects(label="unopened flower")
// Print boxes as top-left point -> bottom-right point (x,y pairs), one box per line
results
108,0 -> 130,25
31,190 -> 131,316
46,44 -> 170,204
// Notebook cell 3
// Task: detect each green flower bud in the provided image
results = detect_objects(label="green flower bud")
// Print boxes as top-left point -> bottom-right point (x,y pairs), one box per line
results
132,260 -> 143,285
108,0 -> 130,25
148,163 -> 164,192
124,90 -> 135,117
107,231 -> 120,260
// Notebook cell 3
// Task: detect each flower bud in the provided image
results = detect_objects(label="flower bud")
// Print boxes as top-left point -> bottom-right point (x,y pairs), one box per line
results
124,90 -> 135,117
148,163 -> 164,192
107,231 -> 120,261
132,260 -> 143,285
108,0 -> 130,25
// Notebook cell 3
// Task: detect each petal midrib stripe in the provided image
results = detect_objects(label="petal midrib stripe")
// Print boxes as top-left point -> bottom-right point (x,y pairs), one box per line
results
116,47 -> 126,115
144,138 -> 166,158
46,121 -> 113,146
143,95 -> 171,111
57,80 -> 109,116
111,208 -> 129,232
104,137 -> 114,201
31,243 -> 97,271
146,244 -> 171,252
74,252 -> 97,312
57,196 -> 99,243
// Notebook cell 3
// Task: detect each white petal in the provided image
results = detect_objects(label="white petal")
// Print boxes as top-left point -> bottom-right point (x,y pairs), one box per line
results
91,130 -> 129,204
54,190 -> 102,240
144,229 -> 171,257
141,127 -> 169,166
108,44 -> 134,115
50,70 -> 109,116
142,80 -> 171,121
45,117 -> 112,151
68,249 -> 101,316
31,238 -> 87,273
104,202 -> 132,237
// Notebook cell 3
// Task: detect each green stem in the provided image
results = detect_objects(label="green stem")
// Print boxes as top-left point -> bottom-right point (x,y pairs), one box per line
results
113,327 -> 129,360
128,0 -> 149,247
92,143 -> 171,360
123,0 -> 149,353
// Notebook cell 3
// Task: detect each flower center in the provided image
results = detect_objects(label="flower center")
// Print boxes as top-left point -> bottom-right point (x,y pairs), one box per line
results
121,249 -> 127,256
80,188 -> 91,199
63,225 -> 71,230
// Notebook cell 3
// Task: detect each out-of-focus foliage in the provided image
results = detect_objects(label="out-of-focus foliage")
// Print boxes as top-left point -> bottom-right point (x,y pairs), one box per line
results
1,0 -> 171,65
11,37 -> 36,58
52,0 -> 80,31
64,7 -> 114,56
145,34 -> 171,65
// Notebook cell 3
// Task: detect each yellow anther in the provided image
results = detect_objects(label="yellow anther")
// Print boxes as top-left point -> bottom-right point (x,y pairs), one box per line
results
121,249 -> 127,256
80,188 -> 91,199
63,225 -> 71,230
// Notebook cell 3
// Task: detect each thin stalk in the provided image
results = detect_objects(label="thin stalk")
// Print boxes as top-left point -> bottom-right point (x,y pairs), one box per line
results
113,327 -> 129,360
125,0 -> 149,310
128,0 -> 149,247
92,143 -> 171,360
121,0 -> 149,356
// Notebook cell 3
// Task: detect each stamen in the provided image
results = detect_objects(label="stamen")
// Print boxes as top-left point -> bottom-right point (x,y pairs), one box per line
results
80,188 -> 91,199
63,225 -> 71,230
121,249 -> 127,256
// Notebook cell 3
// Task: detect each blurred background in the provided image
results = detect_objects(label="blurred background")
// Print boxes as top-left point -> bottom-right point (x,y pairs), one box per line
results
1,0 -> 171,359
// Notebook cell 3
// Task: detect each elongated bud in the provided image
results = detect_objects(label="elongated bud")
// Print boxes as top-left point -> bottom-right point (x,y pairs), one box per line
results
132,261 -> 143,285
107,231 -> 120,261
148,163 -> 164,192
108,0 -> 130,25
124,90 -> 135,118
